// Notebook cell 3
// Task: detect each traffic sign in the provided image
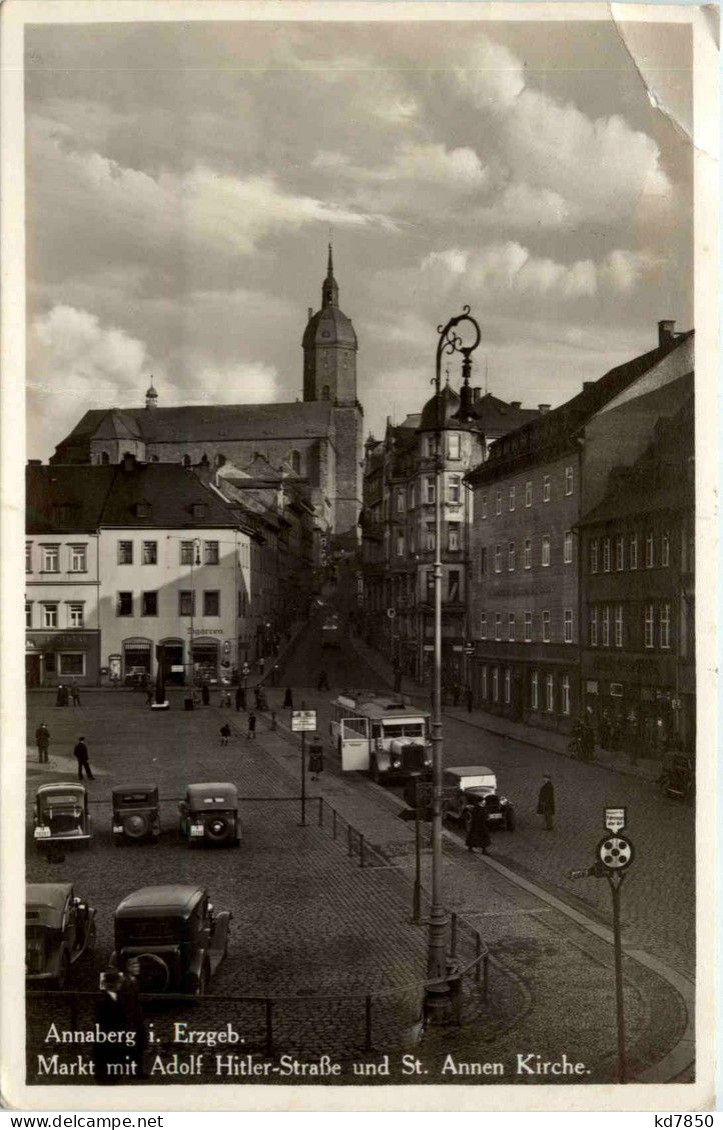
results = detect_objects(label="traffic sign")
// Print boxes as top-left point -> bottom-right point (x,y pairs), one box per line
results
291,709 -> 317,733
604,806 -> 627,834
597,834 -> 634,871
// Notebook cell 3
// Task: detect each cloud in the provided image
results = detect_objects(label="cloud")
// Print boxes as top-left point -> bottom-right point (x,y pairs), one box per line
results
473,183 -> 579,231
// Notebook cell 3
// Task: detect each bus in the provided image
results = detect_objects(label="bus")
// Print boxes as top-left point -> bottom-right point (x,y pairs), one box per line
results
329,692 -> 432,783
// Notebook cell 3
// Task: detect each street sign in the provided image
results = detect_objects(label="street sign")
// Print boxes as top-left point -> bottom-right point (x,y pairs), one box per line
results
597,834 -> 634,871
604,806 -> 627,834
387,608 -> 396,620
291,709 -> 317,733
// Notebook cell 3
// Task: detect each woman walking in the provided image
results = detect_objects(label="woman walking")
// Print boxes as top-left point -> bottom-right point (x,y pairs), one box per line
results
465,803 -> 491,855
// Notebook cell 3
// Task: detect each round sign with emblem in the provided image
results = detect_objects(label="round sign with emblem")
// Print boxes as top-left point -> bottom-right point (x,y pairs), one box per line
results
596,834 -> 634,871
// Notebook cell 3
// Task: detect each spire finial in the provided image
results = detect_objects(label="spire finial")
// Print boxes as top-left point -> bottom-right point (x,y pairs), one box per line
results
322,241 -> 339,307
327,241 -> 334,277
145,375 -> 158,409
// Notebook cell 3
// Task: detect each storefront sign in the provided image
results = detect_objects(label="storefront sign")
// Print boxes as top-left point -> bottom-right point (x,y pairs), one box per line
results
186,628 -> 224,635
292,710 -> 317,732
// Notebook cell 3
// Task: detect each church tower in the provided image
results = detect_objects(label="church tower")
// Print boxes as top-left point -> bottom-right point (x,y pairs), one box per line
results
302,246 -> 363,543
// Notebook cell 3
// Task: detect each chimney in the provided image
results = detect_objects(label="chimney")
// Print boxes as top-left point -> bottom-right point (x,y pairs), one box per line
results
472,387 -> 481,404
538,404 -> 551,415
658,319 -> 676,347
27,458 -> 42,466
308,307 -> 313,322
510,400 -> 521,409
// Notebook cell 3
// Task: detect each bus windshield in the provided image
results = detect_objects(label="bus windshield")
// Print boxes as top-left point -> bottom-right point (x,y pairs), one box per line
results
381,722 -> 425,739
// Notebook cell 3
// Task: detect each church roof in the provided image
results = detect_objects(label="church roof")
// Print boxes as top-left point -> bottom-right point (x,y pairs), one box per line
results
302,304 -> 358,350
92,408 -> 143,440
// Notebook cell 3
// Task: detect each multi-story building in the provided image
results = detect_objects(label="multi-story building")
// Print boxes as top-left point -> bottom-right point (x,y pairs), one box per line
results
26,457 -> 257,686
361,384 -> 537,685
579,397 -> 694,754
466,321 -> 693,734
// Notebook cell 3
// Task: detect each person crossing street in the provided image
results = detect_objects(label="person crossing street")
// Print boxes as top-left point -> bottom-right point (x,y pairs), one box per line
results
35,722 -> 50,764
73,735 -> 94,780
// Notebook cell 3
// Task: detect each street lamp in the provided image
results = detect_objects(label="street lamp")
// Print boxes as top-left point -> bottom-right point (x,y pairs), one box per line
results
189,537 -> 201,685
425,307 -> 481,1017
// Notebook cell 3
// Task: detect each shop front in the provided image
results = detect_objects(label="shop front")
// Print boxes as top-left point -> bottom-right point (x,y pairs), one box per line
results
190,634 -> 221,684
122,638 -> 152,684
581,651 -> 678,756
26,631 -> 101,687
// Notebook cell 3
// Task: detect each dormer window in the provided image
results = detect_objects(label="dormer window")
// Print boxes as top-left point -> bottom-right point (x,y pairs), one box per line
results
135,501 -> 151,519
192,502 -> 207,520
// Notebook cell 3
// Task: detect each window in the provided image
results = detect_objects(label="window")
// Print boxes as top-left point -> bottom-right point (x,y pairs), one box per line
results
508,613 -> 515,641
59,653 -> 84,676
508,542 -> 515,571
523,539 -> 532,570
615,535 -> 624,571
480,613 -> 487,639
68,603 -> 84,628
525,480 -> 532,508
541,535 -> 550,567
448,524 -> 460,552
396,532 -> 405,557
68,544 -> 87,572
481,495 -> 488,519
479,547 -> 488,577
479,665 -> 487,700
492,668 -> 499,702
44,652 -> 56,673
661,532 -> 670,567
542,610 -> 551,643
425,436 -> 436,458
448,475 -> 461,504
561,675 -> 571,716
425,522 -> 435,551
142,541 -> 157,565
396,489 -> 405,514
425,478 -> 435,504
589,607 -> 598,647
204,541 -> 219,565
25,601 -> 32,628
602,537 -> 611,573
564,609 -> 573,643
644,604 -> 655,648
204,591 -> 220,616
192,501 -> 207,518
116,592 -> 132,617
495,613 -> 502,641
291,450 -> 301,474
495,490 -> 502,515
179,591 -> 195,617
543,474 -> 551,502
180,540 -> 199,566
524,611 -> 532,642
504,668 -> 511,705
100,451 -> 110,465
42,603 -> 58,628
531,671 -> 539,710
41,545 -> 59,573
494,544 -> 502,573
408,483 -> 415,509
629,534 -> 638,570
565,465 -> 574,496
602,606 -> 610,647
448,433 -> 461,459
25,543 -> 32,573
614,605 -> 624,648
564,531 -> 573,564
590,539 -> 599,574
660,603 -> 671,649
545,674 -> 554,713
509,485 -> 515,512
118,541 -> 133,565
141,591 -> 158,617
645,532 -> 655,568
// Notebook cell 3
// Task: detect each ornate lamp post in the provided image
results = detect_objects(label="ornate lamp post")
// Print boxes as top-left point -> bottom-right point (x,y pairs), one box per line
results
425,307 -> 481,1015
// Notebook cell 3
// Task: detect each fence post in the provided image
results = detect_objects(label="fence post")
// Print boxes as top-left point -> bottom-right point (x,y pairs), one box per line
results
364,995 -> 373,1051
359,834 -> 365,868
347,825 -> 353,857
265,999 -> 273,1054
318,796 -> 324,826
333,808 -> 337,840
475,933 -> 482,983
450,912 -> 457,957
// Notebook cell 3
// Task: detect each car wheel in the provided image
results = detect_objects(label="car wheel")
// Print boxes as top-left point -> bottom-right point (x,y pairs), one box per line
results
55,950 -> 70,991
505,809 -> 516,832
123,814 -> 150,840
206,815 -> 233,844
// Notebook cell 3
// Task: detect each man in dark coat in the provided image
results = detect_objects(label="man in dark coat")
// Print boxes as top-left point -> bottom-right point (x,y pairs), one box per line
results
201,683 -> 210,706
73,736 -> 94,780
283,687 -> 294,709
93,969 -> 146,1083
247,711 -> 257,740
537,774 -> 555,830
235,685 -> 246,712
466,803 -> 491,854
35,722 -> 50,764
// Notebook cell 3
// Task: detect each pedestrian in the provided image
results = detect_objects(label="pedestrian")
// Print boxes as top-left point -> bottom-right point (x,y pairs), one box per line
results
70,684 -> 81,706
271,663 -> 280,687
93,968 -> 146,1084
221,686 -> 231,708
35,722 -> 50,764
235,685 -> 245,712
466,685 -> 473,713
583,723 -> 595,763
465,803 -> 491,855
270,711 -> 277,732
145,684 -> 154,706
220,722 -> 231,747
599,712 -> 610,749
317,670 -> 329,692
247,712 -> 256,740
393,662 -> 402,694
537,774 -> 555,831
283,687 -> 294,709
452,683 -> 460,707
73,736 -> 94,781
308,735 -> 324,781
56,684 -> 65,708
257,657 -> 265,677
201,683 -> 210,706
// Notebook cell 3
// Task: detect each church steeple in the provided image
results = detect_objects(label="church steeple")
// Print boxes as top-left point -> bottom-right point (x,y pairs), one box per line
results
322,242 -> 339,308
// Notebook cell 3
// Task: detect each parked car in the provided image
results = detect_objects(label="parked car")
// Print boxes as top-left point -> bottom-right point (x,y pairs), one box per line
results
33,783 -> 92,850
109,884 -> 231,996
112,785 -> 161,844
26,882 -> 96,989
443,765 -> 516,832
124,666 -> 149,687
179,782 -> 240,847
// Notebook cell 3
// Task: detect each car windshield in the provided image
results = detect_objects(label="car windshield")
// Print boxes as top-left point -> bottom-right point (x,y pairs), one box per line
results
42,794 -> 81,806
122,918 -> 180,941
118,793 -> 152,804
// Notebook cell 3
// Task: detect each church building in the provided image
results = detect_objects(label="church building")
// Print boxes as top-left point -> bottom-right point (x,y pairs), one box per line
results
50,248 -> 364,548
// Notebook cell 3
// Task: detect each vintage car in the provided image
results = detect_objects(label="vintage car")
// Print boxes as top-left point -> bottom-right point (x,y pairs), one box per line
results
33,783 -> 92,849
109,884 -> 231,996
112,785 -> 161,844
442,765 -> 516,832
26,882 -> 96,989
179,782 -> 240,847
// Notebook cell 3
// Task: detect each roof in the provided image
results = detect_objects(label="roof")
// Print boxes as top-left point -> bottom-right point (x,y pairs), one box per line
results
27,883 -> 73,911
446,765 -> 495,777
302,304 -> 357,350
112,784 -> 159,799
186,782 -> 238,802
115,885 -> 205,918
27,462 -> 239,531
36,782 -> 86,796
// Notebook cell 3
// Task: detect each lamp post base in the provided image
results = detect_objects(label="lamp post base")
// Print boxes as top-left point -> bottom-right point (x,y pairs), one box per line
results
423,980 -> 455,1026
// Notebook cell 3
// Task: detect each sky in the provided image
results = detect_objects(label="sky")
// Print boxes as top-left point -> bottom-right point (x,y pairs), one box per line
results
24,16 -> 693,461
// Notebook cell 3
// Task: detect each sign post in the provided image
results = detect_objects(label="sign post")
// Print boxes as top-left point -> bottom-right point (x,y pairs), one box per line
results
596,828 -> 634,1084
292,707 -> 317,828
